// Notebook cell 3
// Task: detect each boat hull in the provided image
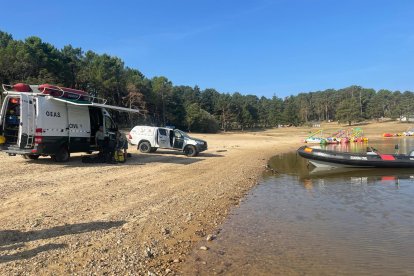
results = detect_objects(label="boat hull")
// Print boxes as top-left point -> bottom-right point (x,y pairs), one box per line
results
308,159 -> 362,168
297,146 -> 414,168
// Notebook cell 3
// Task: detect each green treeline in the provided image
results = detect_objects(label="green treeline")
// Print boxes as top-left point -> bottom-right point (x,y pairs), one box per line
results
1,30 -> 413,132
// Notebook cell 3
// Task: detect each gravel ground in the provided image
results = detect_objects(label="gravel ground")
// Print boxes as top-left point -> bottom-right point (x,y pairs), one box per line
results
0,122 -> 407,275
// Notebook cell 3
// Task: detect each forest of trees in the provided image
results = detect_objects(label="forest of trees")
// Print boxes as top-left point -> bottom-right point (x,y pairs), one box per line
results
1,30 -> 414,132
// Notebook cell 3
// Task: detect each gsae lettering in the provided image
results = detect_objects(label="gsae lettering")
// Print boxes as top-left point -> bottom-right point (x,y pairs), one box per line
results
46,111 -> 61,117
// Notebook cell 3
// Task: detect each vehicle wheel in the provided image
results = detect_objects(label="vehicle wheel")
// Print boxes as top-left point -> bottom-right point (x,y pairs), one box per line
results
53,147 -> 70,162
184,145 -> 198,157
27,154 -> 40,160
138,141 -> 151,153
150,147 -> 158,153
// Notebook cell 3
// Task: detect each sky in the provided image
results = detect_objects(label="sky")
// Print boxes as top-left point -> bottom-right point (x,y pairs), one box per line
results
1,0 -> 413,98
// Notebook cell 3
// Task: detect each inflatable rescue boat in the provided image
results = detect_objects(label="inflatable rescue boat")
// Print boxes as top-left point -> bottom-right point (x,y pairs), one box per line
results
297,146 -> 414,168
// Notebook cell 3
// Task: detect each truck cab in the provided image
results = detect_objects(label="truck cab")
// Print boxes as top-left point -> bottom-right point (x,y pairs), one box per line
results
128,126 -> 207,157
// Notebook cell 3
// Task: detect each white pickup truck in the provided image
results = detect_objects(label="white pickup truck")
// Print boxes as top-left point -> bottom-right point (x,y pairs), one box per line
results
128,126 -> 207,157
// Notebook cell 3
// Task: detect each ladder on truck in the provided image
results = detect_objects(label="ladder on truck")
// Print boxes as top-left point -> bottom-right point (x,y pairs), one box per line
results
1,83 -> 140,117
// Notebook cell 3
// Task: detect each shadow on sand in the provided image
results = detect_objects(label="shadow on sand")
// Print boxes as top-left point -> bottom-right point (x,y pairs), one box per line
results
16,151 -> 223,167
0,220 -> 125,263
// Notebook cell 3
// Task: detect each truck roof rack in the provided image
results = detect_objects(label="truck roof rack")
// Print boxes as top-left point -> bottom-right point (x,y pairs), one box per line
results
2,84 -> 107,104
2,83 -> 140,114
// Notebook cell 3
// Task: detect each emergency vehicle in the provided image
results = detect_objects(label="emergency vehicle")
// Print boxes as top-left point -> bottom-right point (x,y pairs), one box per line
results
0,83 -> 139,162
128,126 -> 207,157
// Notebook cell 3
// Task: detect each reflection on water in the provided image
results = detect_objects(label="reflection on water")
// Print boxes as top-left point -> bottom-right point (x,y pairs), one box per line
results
182,138 -> 414,275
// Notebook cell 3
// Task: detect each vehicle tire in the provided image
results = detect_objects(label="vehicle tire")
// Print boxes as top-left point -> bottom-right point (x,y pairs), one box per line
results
27,154 -> 40,160
138,141 -> 151,153
150,147 -> 158,153
53,146 -> 70,162
184,145 -> 198,157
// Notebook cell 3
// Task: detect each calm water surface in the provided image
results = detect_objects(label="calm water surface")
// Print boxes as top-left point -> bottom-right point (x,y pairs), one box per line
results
183,138 -> 414,275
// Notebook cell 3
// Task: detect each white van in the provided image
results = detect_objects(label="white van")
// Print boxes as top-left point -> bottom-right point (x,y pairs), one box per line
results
0,84 -> 139,161
128,126 -> 207,157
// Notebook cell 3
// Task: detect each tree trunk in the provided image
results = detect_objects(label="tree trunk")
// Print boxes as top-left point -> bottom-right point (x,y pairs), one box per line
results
222,108 -> 226,132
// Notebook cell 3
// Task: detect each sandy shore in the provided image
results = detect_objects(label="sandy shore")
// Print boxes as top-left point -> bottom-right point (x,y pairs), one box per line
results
0,121 -> 411,274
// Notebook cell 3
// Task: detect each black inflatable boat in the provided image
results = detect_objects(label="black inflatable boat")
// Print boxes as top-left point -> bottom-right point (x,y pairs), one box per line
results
297,146 -> 414,168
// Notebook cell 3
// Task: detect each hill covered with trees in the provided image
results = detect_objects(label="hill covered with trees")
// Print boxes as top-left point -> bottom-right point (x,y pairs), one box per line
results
1,30 -> 413,132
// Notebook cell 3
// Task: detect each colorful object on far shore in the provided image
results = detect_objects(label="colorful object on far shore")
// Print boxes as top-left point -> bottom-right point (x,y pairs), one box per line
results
325,129 -> 350,144
325,137 -> 339,144
349,127 -> 368,143
304,128 -> 368,144
304,129 -> 326,144
383,127 -> 414,137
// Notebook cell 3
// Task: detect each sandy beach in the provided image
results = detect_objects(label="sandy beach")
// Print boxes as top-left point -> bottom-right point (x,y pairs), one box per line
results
0,121 -> 411,275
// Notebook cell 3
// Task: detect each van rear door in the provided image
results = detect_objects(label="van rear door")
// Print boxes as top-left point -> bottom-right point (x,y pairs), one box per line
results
18,94 -> 35,148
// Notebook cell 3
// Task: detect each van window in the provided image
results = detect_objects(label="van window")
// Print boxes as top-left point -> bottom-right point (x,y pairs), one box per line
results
158,128 -> 167,136
104,115 -> 116,131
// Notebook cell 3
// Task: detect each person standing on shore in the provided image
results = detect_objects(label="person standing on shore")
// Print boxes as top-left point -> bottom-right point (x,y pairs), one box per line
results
116,131 -> 128,159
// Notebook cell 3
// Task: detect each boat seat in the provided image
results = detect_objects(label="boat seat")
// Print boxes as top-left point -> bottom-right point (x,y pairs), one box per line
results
379,154 -> 395,161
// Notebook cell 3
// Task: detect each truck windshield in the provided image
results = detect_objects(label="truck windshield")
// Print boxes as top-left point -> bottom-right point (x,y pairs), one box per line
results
175,129 -> 189,138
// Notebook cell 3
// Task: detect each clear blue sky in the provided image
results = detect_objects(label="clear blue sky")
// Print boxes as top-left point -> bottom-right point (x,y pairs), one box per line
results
1,0 -> 413,98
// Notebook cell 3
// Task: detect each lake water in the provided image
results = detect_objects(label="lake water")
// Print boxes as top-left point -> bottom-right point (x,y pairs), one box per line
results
183,138 -> 414,275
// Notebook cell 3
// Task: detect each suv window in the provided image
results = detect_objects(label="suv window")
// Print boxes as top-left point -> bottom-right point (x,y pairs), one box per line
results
158,128 -> 167,136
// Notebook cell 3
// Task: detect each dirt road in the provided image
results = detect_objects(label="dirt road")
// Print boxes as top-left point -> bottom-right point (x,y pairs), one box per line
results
0,121 -> 409,274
